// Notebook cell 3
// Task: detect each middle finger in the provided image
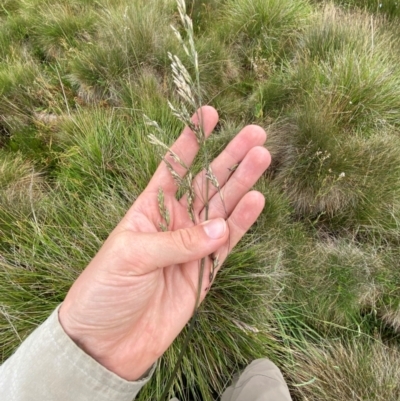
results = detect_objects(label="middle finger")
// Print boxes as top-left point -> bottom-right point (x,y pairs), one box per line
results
179,125 -> 267,214
200,146 -> 271,220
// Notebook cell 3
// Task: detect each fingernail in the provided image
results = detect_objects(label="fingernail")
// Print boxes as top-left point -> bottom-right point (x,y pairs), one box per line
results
203,218 -> 226,239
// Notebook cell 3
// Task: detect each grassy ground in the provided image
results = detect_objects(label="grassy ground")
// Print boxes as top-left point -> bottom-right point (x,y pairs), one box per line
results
2,0 -> 400,399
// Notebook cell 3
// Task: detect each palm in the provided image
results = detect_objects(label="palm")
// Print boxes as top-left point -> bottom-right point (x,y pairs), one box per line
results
60,107 -> 271,381
118,193 -> 206,341
106,186 -> 218,357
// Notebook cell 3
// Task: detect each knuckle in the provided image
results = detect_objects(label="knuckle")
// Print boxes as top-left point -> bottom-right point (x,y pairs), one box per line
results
174,228 -> 196,254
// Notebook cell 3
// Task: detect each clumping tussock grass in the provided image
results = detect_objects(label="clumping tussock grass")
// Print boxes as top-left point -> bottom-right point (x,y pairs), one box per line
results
290,339 -> 400,400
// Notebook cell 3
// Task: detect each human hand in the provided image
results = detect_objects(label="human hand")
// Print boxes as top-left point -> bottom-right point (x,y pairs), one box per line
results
59,106 -> 271,381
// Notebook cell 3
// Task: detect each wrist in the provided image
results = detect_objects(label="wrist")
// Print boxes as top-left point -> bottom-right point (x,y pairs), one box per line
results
58,303 -> 157,381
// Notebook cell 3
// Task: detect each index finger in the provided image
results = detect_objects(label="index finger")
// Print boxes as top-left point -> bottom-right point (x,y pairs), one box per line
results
145,106 -> 219,195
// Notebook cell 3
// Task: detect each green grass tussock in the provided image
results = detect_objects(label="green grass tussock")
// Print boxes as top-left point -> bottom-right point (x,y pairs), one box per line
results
0,151 -> 44,220
3,0 -> 400,399
213,0 -> 313,88
330,0 -> 400,19
217,0 -> 312,49
56,107 -> 168,195
69,1 -> 176,103
271,126 -> 400,237
253,8 -> 400,241
284,238 -> 382,332
30,2 -> 97,61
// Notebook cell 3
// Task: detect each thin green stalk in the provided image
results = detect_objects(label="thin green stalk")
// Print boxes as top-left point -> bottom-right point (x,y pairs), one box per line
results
159,258 -> 206,401
159,109 -> 209,401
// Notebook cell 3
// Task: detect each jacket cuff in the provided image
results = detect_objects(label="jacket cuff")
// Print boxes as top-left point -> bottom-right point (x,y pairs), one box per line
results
0,305 -> 155,401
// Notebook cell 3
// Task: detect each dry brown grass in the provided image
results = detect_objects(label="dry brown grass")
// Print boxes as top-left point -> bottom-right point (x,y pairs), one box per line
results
290,340 -> 400,401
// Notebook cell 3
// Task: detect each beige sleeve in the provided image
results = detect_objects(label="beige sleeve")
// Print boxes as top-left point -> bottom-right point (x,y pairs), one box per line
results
0,306 -> 155,401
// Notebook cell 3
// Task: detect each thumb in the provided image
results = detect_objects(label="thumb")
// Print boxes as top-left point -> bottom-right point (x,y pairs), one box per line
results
129,218 -> 228,273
